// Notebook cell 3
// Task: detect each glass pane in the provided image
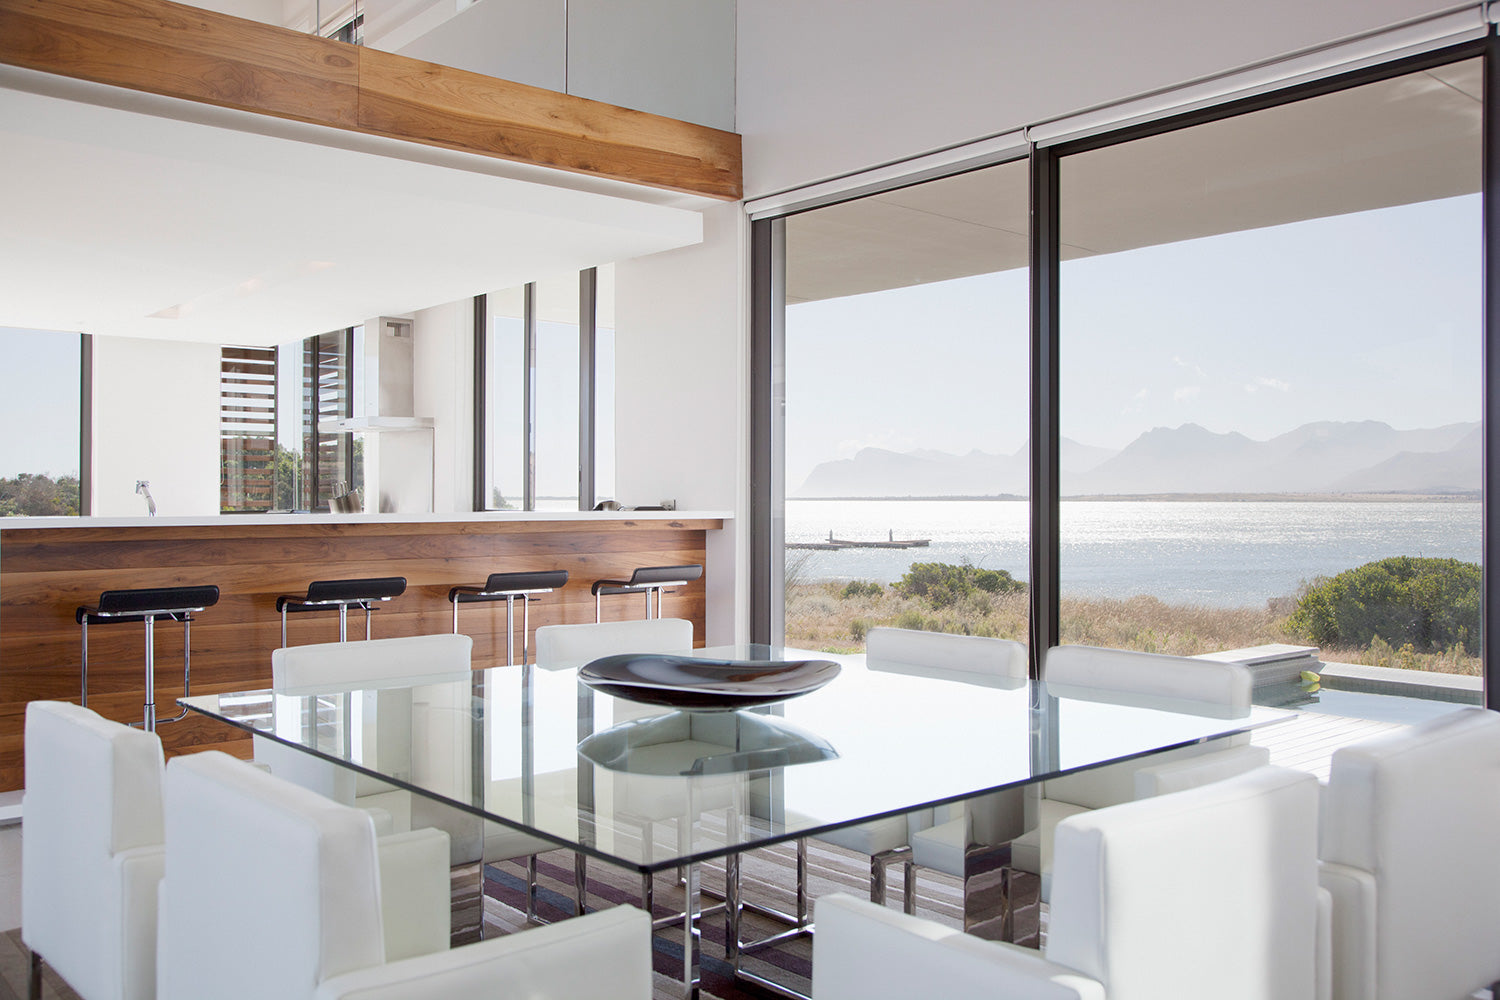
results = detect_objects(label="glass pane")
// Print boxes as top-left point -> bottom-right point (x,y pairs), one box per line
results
305,330 -> 356,512
535,274 -> 580,511
220,345 -> 278,512
596,263 -> 617,503
0,328 -> 81,516
486,285 -> 525,510
782,160 -> 1031,651
1059,59 -> 1482,714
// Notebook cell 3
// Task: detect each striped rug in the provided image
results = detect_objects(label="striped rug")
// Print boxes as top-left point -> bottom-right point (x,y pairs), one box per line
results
479,839 -> 1038,1000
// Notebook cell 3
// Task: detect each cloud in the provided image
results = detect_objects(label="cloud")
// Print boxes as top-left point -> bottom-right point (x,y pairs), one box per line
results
1172,355 -> 1208,378
1244,376 -> 1291,393
1173,386 -> 1201,402
1133,388 -> 1150,400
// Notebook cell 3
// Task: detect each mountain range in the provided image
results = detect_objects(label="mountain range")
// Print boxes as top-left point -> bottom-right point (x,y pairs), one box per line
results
794,420 -> 1480,497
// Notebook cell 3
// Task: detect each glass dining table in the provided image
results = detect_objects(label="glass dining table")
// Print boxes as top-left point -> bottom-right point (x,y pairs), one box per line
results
180,644 -> 1290,1000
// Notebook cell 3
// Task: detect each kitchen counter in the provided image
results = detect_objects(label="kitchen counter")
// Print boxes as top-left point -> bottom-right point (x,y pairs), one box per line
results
3,509 -> 732,529
0,512 -> 726,790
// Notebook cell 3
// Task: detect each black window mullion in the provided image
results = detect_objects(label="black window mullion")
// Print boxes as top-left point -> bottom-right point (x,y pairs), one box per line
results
1028,144 -> 1061,686
1483,29 -> 1499,710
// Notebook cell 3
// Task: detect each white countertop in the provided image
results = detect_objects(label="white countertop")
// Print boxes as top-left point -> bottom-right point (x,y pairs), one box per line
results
1,510 -> 733,530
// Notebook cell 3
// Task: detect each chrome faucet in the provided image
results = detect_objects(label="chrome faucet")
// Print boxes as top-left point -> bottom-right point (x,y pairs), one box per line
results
135,480 -> 157,517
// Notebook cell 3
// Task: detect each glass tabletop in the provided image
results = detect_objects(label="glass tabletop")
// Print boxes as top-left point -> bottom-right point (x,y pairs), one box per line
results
180,644 -> 1289,873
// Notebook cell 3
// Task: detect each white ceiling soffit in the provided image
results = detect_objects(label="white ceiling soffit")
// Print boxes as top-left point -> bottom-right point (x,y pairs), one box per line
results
786,58 -> 1480,306
1028,6 -> 1486,148
0,70 -> 704,347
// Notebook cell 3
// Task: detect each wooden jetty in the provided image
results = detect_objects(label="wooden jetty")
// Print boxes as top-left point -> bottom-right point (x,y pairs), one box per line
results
787,530 -> 931,551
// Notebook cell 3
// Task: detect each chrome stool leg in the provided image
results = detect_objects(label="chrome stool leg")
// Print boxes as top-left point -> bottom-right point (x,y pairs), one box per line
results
142,612 -> 156,732
505,594 -> 516,667
80,619 -> 88,707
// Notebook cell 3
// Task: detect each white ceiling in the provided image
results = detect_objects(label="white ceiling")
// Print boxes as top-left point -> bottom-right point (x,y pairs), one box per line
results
0,67 -> 706,346
787,59 -> 1481,304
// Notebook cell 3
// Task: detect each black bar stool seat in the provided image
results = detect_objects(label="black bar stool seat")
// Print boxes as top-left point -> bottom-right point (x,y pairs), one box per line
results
276,576 -> 406,646
448,570 -> 568,665
77,584 -> 220,731
591,564 -> 702,622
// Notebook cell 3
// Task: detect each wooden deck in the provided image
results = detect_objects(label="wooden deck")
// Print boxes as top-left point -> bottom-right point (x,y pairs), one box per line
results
1250,708 -> 1407,782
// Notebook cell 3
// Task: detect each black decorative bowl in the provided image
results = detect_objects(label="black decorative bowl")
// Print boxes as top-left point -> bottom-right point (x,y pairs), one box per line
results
578,653 -> 841,710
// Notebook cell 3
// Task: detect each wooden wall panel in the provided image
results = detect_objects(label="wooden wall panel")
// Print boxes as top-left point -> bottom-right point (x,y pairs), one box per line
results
0,516 -> 721,792
0,0 -> 743,200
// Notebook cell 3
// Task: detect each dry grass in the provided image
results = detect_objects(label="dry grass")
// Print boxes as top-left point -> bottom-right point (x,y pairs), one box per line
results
784,582 -> 1481,676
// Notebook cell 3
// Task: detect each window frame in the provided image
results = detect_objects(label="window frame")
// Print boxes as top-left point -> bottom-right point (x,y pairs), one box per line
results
750,35 -> 1500,706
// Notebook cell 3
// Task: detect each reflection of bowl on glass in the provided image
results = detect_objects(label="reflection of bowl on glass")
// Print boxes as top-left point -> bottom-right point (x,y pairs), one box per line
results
578,653 -> 841,711
578,710 -> 839,775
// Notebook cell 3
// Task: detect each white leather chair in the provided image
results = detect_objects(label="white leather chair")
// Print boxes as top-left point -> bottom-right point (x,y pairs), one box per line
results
256,633 -> 475,834
976,644 -> 1265,911
157,750 -> 650,1000
814,765 -> 1329,1000
1319,706 -> 1500,1000
256,632 -> 556,924
802,628 -> 1029,914
535,618 -> 697,918
22,701 -> 165,1000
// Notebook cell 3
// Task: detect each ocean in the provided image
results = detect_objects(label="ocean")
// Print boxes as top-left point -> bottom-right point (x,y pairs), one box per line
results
785,499 -> 1482,608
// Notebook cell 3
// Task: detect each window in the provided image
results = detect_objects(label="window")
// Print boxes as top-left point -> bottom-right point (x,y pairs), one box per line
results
478,269 -> 612,512
0,327 -> 85,517
777,161 -> 1031,650
220,330 -> 358,512
1056,58 -> 1482,706
219,346 -> 277,512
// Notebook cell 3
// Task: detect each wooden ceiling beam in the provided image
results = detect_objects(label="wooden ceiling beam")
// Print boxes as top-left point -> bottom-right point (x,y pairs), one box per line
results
0,0 -> 742,200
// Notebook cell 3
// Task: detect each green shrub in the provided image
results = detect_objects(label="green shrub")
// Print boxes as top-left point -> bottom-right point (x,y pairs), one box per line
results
849,618 -> 871,642
1287,556 -> 1481,655
894,562 -> 1024,609
841,580 -> 884,599
893,609 -> 927,631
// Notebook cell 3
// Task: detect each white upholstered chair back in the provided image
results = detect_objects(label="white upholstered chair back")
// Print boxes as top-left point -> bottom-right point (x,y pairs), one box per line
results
535,617 -> 693,668
1319,706 -> 1500,1000
158,751 -> 388,1000
865,627 -> 1027,685
1043,643 -> 1252,709
1047,766 -> 1321,1000
271,633 -> 473,692
22,701 -> 165,1000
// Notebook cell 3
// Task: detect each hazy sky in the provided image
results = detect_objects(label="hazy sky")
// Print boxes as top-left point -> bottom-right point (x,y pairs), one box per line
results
785,194 -> 1481,489
0,328 -> 81,478
2,195 -> 1481,494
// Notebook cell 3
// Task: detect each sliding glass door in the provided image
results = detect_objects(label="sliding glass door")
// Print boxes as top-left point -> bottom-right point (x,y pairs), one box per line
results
1057,57 -> 1483,710
778,161 -> 1031,651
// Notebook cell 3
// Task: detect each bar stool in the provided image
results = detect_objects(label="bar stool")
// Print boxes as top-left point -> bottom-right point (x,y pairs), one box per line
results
590,564 -> 701,622
276,577 -> 406,647
76,584 -> 220,731
448,570 -> 568,666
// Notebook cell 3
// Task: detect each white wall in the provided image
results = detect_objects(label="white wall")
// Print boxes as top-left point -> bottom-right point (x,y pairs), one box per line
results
614,202 -> 746,644
567,0 -> 736,131
736,0 -> 1468,197
90,337 -> 221,516
411,301 -> 474,512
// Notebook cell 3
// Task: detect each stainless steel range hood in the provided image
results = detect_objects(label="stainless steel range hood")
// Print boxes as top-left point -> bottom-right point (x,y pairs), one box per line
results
329,317 -> 434,433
